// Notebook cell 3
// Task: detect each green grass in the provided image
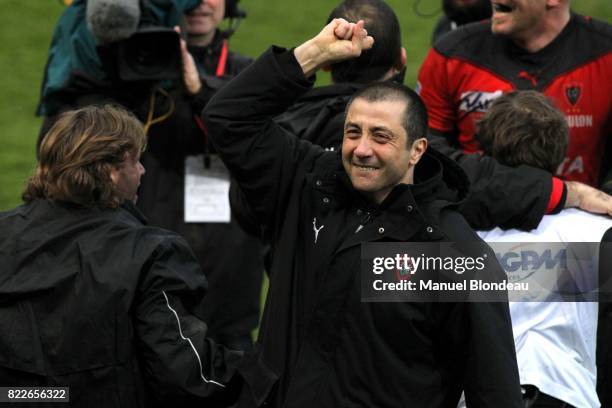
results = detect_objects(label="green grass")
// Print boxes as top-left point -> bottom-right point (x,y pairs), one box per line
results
0,1 -> 61,210
0,1 -> 610,210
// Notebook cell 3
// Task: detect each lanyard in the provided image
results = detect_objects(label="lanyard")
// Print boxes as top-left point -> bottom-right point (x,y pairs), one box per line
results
194,39 -> 228,169
215,39 -> 228,77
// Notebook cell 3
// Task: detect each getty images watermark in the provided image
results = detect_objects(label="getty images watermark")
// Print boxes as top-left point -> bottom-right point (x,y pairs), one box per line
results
361,242 -> 612,302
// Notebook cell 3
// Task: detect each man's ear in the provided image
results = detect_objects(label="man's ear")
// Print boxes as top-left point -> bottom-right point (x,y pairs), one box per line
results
409,137 -> 428,165
395,47 -> 407,71
109,166 -> 119,185
109,152 -> 128,185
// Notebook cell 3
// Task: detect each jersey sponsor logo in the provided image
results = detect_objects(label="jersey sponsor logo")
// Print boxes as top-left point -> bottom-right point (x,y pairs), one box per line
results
566,115 -> 593,128
458,90 -> 503,114
564,83 -> 583,106
496,248 -> 567,282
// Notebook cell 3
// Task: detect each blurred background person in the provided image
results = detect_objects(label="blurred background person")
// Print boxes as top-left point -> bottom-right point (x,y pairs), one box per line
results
432,0 -> 492,43
418,0 -> 612,192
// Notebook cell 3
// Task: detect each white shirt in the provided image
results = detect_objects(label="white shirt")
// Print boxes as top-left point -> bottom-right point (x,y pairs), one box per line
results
478,209 -> 612,408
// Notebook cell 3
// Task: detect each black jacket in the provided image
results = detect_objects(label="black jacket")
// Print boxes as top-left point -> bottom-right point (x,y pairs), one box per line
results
203,47 -> 522,408
0,200 -> 242,407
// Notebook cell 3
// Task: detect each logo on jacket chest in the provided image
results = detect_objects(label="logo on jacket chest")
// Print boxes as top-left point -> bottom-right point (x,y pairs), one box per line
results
458,90 -> 503,114
562,82 -> 593,129
564,83 -> 582,106
313,217 -> 325,244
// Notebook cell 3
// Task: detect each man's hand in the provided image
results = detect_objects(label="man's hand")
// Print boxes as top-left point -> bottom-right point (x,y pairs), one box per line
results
565,181 -> 612,216
294,18 -> 374,77
174,26 -> 202,95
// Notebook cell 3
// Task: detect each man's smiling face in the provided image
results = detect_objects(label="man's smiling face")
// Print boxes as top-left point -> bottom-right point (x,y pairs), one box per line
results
342,98 -> 416,204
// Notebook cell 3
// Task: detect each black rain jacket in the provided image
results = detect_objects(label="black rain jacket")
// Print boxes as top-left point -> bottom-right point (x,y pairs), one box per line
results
203,47 -> 522,408
0,200 -> 243,407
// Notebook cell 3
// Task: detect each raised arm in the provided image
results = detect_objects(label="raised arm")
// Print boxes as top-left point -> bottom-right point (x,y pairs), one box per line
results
202,19 -> 373,230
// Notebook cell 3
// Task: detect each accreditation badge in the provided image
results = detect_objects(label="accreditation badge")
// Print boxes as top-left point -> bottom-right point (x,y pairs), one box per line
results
184,154 -> 230,223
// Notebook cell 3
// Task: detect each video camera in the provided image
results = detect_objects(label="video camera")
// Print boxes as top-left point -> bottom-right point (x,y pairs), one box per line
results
92,0 -> 246,82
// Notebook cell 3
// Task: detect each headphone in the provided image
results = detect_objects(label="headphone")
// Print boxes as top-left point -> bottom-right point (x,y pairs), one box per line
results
225,0 -> 246,19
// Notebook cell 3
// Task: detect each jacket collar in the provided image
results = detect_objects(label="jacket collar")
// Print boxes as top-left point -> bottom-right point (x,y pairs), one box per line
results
33,199 -> 149,225
187,30 -> 224,58
121,201 -> 148,224
330,147 -> 470,212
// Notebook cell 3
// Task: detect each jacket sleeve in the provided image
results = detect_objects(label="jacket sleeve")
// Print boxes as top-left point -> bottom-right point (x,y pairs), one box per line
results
202,47 -> 325,232
460,300 -> 522,408
437,211 -> 522,407
134,233 -> 243,406
443,298 -> 522,407
429,132 -> 553,231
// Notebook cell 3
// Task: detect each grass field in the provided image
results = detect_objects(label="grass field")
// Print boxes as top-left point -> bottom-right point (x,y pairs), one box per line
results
0,0 -> 610,211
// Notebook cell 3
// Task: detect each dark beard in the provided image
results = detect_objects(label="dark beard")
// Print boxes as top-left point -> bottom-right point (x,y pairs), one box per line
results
442,0 -> 492,26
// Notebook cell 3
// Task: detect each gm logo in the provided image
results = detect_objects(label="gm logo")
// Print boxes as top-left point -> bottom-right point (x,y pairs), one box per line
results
495,249 -> 567,282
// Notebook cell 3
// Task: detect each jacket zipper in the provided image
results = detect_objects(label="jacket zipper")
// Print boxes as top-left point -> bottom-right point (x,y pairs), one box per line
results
354,211 -> 375,234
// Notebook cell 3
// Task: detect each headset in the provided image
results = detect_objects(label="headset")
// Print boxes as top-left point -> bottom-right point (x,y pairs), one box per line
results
225,0 -> 246,20
222,0 -> 246,38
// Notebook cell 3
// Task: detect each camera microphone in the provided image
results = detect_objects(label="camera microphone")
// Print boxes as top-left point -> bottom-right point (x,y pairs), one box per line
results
86,0 -> 141,44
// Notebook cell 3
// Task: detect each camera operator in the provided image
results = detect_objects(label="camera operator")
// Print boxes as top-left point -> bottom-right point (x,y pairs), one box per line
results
36,0 -> 200,145
137,0 -> 264,352
36,0 -> 264,351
